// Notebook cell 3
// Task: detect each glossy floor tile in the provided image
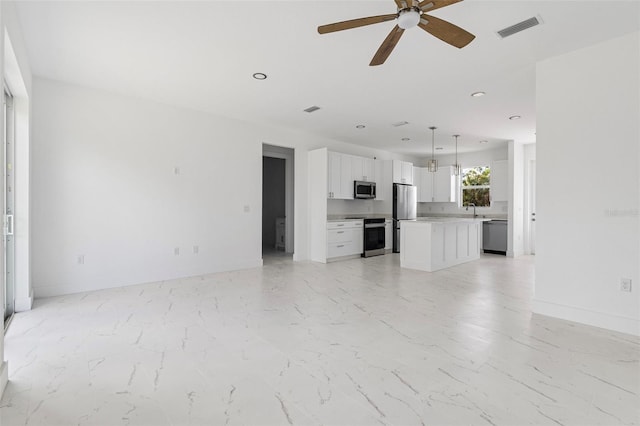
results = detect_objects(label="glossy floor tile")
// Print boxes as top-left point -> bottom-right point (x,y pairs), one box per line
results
1,254 -> 639,425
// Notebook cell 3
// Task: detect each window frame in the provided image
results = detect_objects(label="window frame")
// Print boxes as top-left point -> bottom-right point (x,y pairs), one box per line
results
459,165 -> 492,208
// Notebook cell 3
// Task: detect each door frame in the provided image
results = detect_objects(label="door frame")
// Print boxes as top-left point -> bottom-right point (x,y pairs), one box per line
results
524,158 -> 536,255
262,145 -> 294,254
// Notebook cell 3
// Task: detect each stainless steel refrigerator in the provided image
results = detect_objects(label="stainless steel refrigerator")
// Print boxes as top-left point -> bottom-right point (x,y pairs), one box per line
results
393,183 -> 417,253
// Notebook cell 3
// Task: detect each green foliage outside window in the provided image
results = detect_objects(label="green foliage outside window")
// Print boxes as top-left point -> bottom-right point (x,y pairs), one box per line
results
462,166 -> 491,207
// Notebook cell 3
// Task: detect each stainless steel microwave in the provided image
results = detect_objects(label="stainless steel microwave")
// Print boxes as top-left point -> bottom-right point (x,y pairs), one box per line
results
354,181 -> 376,199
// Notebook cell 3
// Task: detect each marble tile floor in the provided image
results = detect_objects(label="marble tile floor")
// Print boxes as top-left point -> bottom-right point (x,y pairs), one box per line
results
1,254 -> 639,426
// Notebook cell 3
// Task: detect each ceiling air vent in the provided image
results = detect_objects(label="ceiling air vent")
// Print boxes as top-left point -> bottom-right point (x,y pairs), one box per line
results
497,16 -> 541,39
304,105 -> 321,113
392,121 -> 409,127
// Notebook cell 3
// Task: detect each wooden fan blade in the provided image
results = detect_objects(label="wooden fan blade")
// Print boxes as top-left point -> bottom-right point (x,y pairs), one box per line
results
418,14 -> 475,48
394,0 -> 414,8
318,14 -> 397,34
419,0 -> 463,13
370,25 -> 405,66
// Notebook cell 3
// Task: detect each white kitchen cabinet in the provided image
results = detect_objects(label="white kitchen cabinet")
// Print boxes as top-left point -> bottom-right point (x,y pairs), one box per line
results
433,166 -> 457,203
327,220 -> 364,259
392,160 -> 413,184
384,219 -> 393,250
413,167 -> 434,202
352,156 -> 375,182
374,159 -> 391,201
400,219 -> 482,272
327,152 -> 353,199
491,160 -> 508,202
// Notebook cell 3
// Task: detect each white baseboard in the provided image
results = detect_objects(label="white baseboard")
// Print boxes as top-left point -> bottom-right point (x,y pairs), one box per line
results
15,289 -> 33,312
0,361 -> 8,399
533,299 -> 640,336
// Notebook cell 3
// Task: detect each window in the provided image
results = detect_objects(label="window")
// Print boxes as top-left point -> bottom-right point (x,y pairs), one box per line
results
461,166 -> 490,207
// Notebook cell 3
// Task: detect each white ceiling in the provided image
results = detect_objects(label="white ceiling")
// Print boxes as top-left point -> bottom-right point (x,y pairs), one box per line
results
13,0 -> 640,157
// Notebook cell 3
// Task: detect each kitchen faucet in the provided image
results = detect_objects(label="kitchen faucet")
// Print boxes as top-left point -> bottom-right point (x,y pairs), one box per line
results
465,203 -> 477,218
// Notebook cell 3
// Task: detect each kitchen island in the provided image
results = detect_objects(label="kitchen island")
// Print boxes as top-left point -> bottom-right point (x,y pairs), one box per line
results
399,218 -> 487,272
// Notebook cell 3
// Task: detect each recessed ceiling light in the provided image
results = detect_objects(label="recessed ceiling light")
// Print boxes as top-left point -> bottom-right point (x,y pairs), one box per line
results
479,140 -> 489,144
303,105 -> 321,113
401,137 -> 410,141
392,121 -> 409,127
509,115 -> 522,120
252,72 -> 267,80
356,125 -> 366,129
471,91 -> 486,97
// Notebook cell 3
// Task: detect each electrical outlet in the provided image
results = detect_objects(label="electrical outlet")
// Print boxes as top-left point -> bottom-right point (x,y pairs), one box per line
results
620,278 -> 632,292
174,247 -> 180,256
77,255 -> 85,265
243,205 -> 250,213
193,245 -> 199,254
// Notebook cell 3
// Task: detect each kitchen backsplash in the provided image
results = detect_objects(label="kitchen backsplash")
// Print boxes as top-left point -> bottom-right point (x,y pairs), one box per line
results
418,200 -> 508,218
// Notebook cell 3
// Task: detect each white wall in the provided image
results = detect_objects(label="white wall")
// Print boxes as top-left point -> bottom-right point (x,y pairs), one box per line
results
535,32 -> 640,336
32,78 -> 411,297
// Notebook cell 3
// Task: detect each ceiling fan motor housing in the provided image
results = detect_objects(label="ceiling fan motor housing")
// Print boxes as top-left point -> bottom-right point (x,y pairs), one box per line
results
397,7 -> 421,29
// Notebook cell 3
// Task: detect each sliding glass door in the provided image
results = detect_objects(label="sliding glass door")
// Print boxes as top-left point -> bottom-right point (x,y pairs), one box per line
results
3,87 -> 14,326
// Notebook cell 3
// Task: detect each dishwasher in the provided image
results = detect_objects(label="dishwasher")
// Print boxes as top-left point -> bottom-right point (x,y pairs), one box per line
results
483,220 -> 507,255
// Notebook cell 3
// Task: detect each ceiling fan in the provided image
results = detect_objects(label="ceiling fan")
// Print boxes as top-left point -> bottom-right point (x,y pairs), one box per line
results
318,0 -> 475,66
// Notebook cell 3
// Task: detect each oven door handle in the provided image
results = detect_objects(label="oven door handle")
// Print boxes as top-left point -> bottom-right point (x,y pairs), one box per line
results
364,224 -> 386,229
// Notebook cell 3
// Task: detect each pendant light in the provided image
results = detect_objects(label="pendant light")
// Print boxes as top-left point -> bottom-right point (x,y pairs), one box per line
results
452,134 -> 462,176
427,126 -> 438,172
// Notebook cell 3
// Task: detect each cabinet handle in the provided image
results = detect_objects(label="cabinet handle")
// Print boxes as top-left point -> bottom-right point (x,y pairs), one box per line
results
336,224 -> 344,227
5,214 -> 13,236
337,231 -> 344,234
337,245 -> 344,248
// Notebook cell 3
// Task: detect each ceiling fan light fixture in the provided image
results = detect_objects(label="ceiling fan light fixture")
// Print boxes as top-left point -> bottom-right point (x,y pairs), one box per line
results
397,9 -> 421,29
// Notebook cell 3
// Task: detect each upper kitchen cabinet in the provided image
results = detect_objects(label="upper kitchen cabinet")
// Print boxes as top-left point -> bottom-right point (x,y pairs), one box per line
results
392,160 -> 413,184
351,156 -> 375,183
490,160 -> 508,202
433,166 -> 457,203
374,159 -> 391,201
327,151 -> 353,199
413,167 -> 434,202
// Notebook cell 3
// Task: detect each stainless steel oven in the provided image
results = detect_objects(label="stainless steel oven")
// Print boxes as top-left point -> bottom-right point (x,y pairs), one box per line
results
362,218 -> 385,257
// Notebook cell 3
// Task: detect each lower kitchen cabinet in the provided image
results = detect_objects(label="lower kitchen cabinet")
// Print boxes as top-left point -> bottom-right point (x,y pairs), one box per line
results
327,220 -> 363,260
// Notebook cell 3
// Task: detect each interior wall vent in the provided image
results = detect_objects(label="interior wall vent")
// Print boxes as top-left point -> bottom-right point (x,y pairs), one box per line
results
304,105 -> 321,113
497,16 -> 541,39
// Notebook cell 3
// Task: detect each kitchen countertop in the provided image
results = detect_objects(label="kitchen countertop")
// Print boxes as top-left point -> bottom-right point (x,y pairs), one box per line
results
327,215 -> 391,221
413,217 -> 492,222
418,213 -> 508,220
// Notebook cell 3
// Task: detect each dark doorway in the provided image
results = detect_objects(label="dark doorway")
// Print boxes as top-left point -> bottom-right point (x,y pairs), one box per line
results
262,156 -> 286,255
